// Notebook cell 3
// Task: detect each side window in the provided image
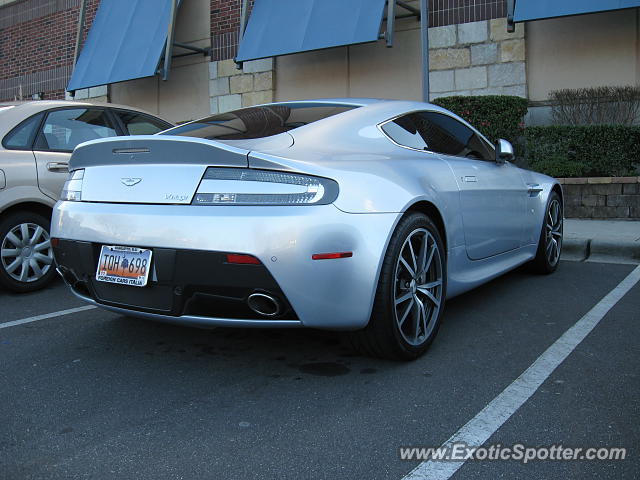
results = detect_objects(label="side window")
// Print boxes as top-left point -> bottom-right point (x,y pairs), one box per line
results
380,114 -> 428,150
2,113 -> 44,150
414,111 -> 494,161
115,110 -> 171,135
36,108 -> 117,152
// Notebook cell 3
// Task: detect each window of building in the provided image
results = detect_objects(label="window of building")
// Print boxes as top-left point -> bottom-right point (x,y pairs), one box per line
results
36,108 -> 117,152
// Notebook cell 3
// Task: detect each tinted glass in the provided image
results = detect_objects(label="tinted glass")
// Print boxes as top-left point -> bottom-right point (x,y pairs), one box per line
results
38,108 -> 117,151
115,110 -> 171,135
380,114 -> 428,150
2,113 -> 43,150
414,111 -> 494,161
165,103 -> 359,140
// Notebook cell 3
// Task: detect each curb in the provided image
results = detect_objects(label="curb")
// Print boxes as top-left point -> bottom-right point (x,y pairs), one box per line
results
562,238 -> 640,264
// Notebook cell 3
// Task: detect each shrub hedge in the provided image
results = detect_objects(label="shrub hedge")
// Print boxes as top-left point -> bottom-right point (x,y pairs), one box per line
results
525,125 -> 640,177
432,95 -> 640,178
432,95 -> 529,145
549,85 -> 640,126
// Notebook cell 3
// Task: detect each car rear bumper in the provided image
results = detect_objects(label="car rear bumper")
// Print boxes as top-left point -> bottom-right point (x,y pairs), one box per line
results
51,201 -> 400,329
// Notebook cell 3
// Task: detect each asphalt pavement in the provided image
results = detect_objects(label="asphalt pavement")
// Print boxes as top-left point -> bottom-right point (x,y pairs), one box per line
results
1,259 -> 638,480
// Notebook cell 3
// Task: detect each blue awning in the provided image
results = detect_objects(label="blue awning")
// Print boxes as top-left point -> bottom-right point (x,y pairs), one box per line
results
514,0 -> 640,22
235,0 -> 387,63
67,0 -> 179,92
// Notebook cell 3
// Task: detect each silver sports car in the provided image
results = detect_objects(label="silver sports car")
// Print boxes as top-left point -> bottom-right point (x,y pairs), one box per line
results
51,99 -> 563,360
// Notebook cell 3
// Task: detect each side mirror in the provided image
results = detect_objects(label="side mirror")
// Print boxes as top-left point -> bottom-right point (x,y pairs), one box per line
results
496,139 -> 515,164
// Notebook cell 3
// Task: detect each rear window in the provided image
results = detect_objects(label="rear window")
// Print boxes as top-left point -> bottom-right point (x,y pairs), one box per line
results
163,103 -> 359,140
2,112 -> 43,150
114,110 -> 172,135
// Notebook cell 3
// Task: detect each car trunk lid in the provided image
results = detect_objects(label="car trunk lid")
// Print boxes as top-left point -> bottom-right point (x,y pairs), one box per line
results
71,136 -> 250,205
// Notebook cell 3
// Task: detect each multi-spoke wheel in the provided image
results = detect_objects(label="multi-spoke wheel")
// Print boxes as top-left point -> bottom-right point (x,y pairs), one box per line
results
530,191 -> 563,274
349,212 -> 446,360
394,228 -> 443,347
0,212 -> 56,292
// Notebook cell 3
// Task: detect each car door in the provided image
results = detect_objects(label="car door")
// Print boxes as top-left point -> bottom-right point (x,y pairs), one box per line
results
32,107 -> 119,200
412,111 -> 527,260
0,112 -> 45,198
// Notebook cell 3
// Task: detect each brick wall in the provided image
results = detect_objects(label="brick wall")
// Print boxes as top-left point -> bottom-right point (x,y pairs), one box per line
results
0,0 -> 99,101
560,178 -> 640,219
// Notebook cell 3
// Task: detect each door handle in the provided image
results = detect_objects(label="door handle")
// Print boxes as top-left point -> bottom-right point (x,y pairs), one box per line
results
47,162 -> 69,172
527,183 -> 543,194
462,176 -> 478,183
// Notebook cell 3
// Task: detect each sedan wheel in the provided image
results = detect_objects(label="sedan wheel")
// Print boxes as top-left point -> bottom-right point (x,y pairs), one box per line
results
349,212 -> 446,360
0,212 -> 56,293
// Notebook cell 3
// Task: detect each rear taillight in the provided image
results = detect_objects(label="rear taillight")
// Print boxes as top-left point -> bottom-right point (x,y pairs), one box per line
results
193,168 -> 339,206
60,169 -> 84,201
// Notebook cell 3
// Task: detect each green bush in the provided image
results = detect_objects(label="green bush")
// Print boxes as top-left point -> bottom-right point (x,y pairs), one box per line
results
525,125 -> 640,177
432,95 -> 529,146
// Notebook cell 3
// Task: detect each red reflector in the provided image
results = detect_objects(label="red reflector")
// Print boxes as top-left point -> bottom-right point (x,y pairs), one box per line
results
51,238 -> 60,247
312,252 -> 353,260
226,253 -> 261,264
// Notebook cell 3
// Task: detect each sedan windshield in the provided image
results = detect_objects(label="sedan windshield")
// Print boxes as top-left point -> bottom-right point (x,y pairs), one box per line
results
163,103 -> 359,140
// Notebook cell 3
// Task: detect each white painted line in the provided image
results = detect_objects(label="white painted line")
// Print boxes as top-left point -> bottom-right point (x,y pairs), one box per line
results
0,305 -> 97,330
404,264 -> 640,480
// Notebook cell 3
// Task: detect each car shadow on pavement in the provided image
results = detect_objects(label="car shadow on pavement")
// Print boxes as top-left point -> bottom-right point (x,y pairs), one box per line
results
72,262 -> 545,381
90,313 -> 385,379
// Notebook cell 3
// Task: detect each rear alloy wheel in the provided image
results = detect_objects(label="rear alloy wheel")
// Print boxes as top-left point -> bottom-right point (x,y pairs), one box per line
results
0,212 -> 56,293
349,213 -> 446,360
530,191 -> 563,274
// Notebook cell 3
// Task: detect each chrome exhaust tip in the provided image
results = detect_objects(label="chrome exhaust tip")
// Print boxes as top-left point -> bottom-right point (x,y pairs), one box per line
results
247,292 -> 282,317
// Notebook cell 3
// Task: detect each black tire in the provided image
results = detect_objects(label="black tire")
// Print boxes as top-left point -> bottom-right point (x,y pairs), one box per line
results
0,211 -> 56,293
529,191 -> 563,274
348,212 -> 447,361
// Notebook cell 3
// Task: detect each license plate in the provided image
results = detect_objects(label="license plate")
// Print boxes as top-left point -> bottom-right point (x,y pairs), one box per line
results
95,245 -> 152,287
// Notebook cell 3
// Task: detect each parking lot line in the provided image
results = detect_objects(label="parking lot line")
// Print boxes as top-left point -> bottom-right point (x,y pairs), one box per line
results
0,305 -> 96,330
403,264 -> 640,480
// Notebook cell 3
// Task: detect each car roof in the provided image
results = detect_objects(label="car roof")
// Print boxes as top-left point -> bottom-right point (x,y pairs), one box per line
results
165,98 -> 447,133
0,100 -> 172,138
0,100 -> 161,117
203,97 -> 455,120
250,98 -> 495,152
238,97 -> 459,127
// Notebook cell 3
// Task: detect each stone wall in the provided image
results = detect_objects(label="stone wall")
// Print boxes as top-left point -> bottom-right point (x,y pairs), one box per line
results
209,58 -> 274,113
428,18 -> 526,99
68,85 -> 108,103
560,177 -> 640,219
